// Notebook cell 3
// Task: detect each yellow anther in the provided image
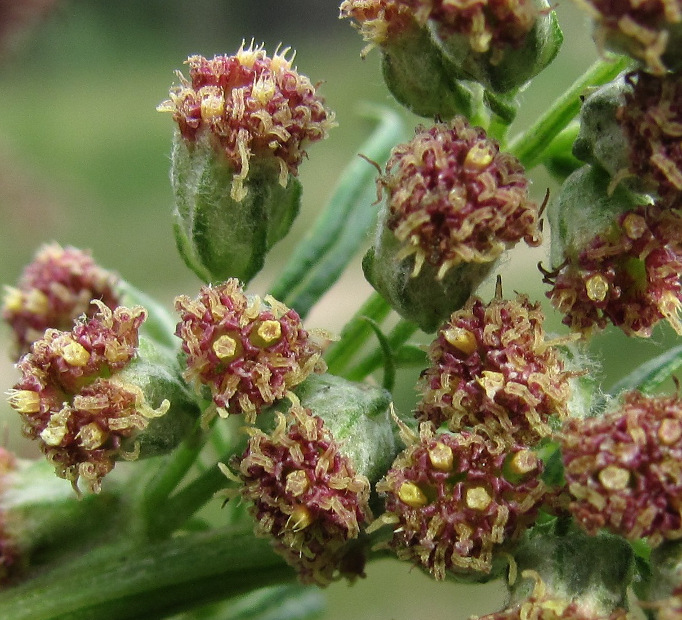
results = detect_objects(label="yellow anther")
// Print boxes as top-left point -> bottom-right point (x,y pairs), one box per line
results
585,274 -> 609,302
443,326 -> 477,355
398,481 -> 428,508
464,143 -> 494,170
7,389 -> 40,414
428,442 -> 454,472
285,469 -> 310,497
251,76 -> 277,105
288,504 -> 313,531
598,465 -> 630,491
200,92 -> 224,121
77,422 -> 107,450
622,213 -> 647,240
61,340 -> 91,367
465,486 -> 492,511
212,334 -> 240,361
659,418 -> 682,446
509,450 -> 538,476
250,320 -> 282,348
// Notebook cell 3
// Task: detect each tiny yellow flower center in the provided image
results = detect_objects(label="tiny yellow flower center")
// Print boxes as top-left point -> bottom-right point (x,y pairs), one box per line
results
428,442 -> 454,472
659,418 -> 682,445
7,389 -> 40,414
78,422 -> 108,450
585,274 -> 609,302
465,486 -> 492,511
622,213 -> 647,240
288,504 -> 313,531
285,469 -> 310,497
61,340 -> 91,367
249,320 -> 282,348
598,465 -> 630,491
464,143 -> 494,170
443,326 -> 477,355
398,481 -> 428,508
213,334 -> 241,361
508,450 -> 539,476
200,90 -> 225,121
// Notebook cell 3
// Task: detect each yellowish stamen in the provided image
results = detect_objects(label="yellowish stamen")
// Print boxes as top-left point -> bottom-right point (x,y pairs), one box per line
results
443,326 -> 477,355
508,450 -> 539,476
213,334 -> 240,361
659,418 -> 682,446
250,320 -> 282,348
464,143 -> 494,170
288,504 -> 313,531
285,469 -> 310,497
398,481 -> 428,508
465,486 -> 492,511
585,274 -> 609,302
77,422 -> 108,450
598,465 -> 630,491
428,442 -> 454,472
61,340 -> 91,367
7,389 -> 40,414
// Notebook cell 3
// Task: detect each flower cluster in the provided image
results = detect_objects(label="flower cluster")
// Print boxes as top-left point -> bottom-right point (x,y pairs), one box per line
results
561,390 -> 682,547
228,402 -> 372,585
575,0 -> 681,74
374,423 -> 548,580
7,303 -> 168,493
157,42 -> 335,201
378,118 -> 540,279
338,0 -> 414,49
617,70 -> 682,205
416,293 -> 573,447
174,279 -> 326,422
2,243 -> 120,359
545,204 -> 682,337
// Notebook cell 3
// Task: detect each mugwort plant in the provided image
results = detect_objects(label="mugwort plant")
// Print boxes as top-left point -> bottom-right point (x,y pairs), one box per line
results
2,1 -> 682,617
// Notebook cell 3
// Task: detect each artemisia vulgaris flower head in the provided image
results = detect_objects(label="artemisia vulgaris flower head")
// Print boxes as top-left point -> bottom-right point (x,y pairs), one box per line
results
372,423 -> 547,580
7,303 -> 169,493
174,279 -> 326,422
574,0 -> 682,74
2,243 -> 121,360
473,569 -> 632,620
379,118 -> 540,280
228,400 -> 372,585
157,42 -> 335,202
561,390 -> 682,547
545,203 -> 682,337
339,0 -> 414,50
416,291 -> 574,447
617,70 -> 682,205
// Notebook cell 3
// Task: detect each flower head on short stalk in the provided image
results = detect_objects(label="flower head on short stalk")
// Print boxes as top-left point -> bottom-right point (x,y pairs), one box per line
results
561,390 -> 682,547
544,203 -> 682,337
7,303 -> 169,493
175,279 -> 326,422
574,0 -> 682,74
617,70 -> 682,205
378,118 -> 540,280
2,243 -> 121,360
372,423 -> 548,580
157,42 -> 335,201
416,291 -> 574,447
226,400 -> 372,585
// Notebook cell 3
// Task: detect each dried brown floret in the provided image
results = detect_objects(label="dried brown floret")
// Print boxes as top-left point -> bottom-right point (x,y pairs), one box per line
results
561,390 -> 682,546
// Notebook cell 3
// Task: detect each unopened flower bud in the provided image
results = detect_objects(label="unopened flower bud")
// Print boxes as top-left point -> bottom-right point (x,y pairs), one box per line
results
340,2 -> 472,118
8,303 -> 198,493
364,118 -> 540,332
574,0 -> 682,74
417,292 -> 574,447
561,390 -> 682,547
2,243 -> 121,360
373,424 -> 548,581
545,166 -> 682,337
159,43 -> 335,283
175,280 -> 327,422
431,0 -> 563,93
228,376 -> 395,585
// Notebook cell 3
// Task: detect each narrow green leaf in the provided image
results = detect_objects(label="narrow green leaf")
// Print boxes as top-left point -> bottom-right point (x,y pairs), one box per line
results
361,317 -> 396,391
393,344 -> 428,368
609,344 -> 682,395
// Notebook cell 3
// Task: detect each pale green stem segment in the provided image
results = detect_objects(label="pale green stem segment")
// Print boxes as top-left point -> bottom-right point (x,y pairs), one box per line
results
0,529 -> 292,620
269,105 -> 405,318
508,55 -> 632,169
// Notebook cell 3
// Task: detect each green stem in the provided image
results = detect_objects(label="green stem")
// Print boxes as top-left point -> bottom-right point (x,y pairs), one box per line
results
507,56 -> 632,169
325,292 -> 392,375
0,529 -> 292,620
346,319 -> 419,382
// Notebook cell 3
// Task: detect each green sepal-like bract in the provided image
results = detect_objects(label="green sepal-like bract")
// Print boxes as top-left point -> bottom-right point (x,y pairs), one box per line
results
171,131 -> 302,284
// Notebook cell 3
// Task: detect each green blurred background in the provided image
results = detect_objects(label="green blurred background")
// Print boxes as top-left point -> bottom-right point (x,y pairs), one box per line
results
0,1 -> 676,618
